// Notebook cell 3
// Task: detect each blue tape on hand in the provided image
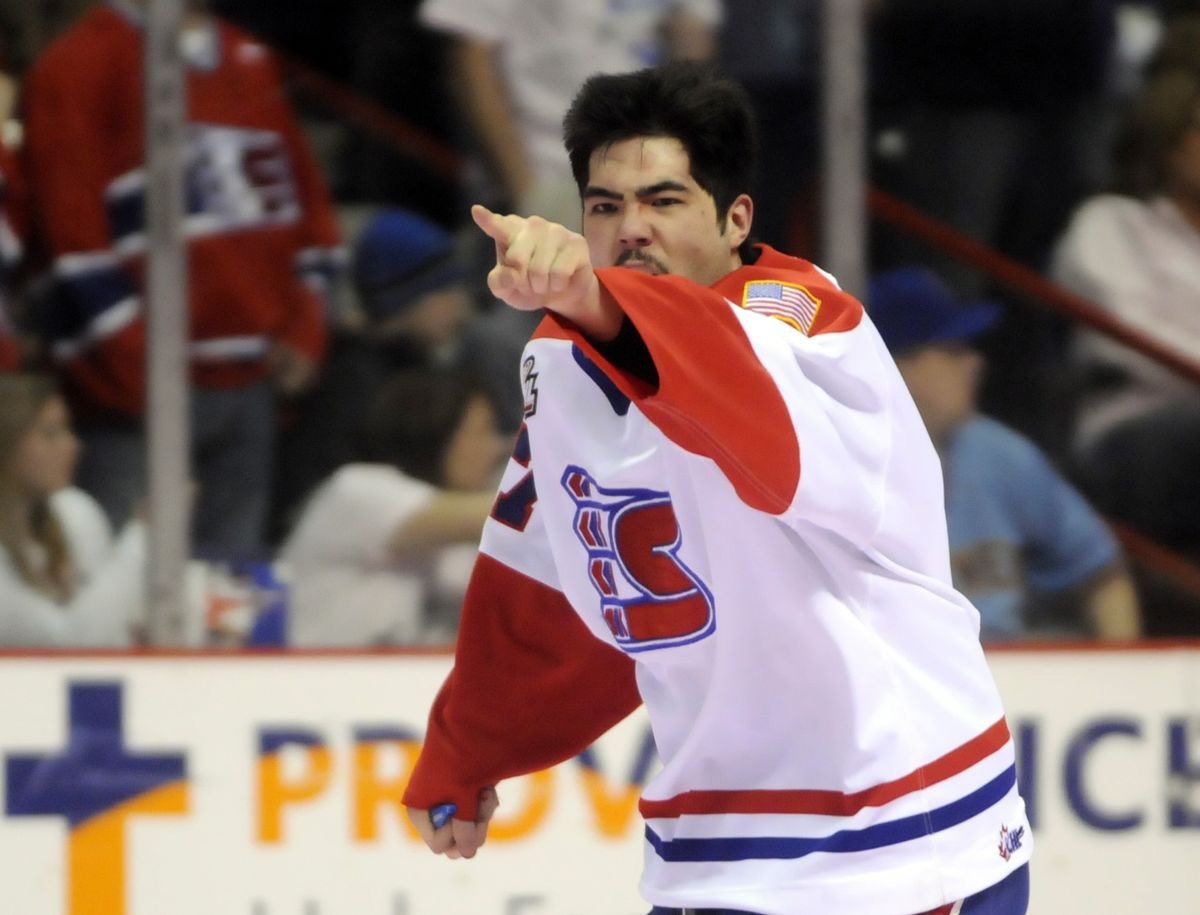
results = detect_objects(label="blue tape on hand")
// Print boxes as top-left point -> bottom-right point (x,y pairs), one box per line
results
430,803 -> 457,829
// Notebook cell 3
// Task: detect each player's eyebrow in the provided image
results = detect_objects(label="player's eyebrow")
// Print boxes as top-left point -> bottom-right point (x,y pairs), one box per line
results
635,180 -> 690,197
583,181 -> 691,200
583,186 -> 623,201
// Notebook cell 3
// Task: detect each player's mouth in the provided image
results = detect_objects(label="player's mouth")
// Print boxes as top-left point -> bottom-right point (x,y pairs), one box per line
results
616,251 -> 669,275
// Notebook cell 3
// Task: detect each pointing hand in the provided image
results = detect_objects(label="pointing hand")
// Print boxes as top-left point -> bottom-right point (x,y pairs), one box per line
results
471,204 -> 599,317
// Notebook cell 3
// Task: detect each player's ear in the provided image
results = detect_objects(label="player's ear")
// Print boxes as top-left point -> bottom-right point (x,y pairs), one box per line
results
724,194 -> 753,252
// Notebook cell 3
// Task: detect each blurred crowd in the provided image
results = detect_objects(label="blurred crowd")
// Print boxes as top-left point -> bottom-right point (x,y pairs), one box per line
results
0,0 -> 1196,648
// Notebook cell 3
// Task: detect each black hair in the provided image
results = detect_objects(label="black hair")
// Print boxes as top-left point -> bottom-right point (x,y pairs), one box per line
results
563,61 -> 759,260
357,368 -> 487,486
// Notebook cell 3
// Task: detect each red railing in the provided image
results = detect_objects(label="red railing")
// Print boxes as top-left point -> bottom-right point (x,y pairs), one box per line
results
868,188 -> 1200,386
284,56 -> 466,183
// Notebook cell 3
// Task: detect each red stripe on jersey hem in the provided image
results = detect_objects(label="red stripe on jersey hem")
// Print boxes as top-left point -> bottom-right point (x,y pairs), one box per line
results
638,717 -> 1010,819
918,904 -> 956,915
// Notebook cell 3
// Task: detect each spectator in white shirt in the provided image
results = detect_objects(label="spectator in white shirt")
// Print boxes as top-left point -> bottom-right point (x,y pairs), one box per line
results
281,368 -> 506,645
0,374 -> 146,646
1052,67 -> 1200,555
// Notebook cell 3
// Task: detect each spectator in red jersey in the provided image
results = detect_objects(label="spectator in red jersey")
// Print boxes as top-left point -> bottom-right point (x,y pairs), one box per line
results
22,0 -> 344,555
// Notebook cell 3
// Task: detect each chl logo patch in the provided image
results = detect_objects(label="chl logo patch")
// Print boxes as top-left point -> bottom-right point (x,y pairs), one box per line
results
998,823 -> 1025,861
561,466 -> 715,652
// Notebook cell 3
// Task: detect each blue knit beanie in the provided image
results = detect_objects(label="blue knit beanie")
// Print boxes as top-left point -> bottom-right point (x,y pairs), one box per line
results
353,209 -> 468,320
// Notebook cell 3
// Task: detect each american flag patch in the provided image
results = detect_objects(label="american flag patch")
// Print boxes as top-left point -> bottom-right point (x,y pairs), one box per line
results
742,280 -> 821,334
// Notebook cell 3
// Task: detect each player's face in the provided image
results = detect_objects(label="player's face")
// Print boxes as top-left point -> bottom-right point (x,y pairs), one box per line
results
441,395 -> 506,492
8,396 -> 80,499
581,136 -> 752,287
896,343 -> 983,443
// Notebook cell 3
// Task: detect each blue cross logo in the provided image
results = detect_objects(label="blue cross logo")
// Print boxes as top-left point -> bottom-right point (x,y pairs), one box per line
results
5,681 -> 188,914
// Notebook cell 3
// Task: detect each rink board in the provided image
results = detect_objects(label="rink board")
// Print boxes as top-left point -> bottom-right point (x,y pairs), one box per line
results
0,645 -> 1198,915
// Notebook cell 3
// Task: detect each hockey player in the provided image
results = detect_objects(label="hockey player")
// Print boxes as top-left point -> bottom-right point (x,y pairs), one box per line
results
403,62 -> 1031,915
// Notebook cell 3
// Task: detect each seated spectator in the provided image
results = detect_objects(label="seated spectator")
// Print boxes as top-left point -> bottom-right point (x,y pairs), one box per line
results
350,208 -> 474,365
1051,68 -> 1200,555
869,268 -> 1141,642
280,368 -> 504,646
270,208 -> 474,539
0,374 -> 145,646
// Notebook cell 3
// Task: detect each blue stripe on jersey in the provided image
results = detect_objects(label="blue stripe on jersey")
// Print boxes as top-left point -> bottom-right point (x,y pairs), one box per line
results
107,186 -> 145,247
646,865 -> 1029,915
572,344 -> 631,415
645,764 -> 1017,862
107,169 -> 211,246
46,265 -> 139,342
296,250 -> 345,289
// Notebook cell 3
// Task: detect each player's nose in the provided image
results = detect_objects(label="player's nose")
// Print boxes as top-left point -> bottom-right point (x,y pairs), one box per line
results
617,205 -> 652,247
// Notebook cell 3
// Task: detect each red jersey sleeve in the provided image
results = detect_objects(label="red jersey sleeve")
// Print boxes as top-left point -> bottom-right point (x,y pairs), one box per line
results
402,552 -> 641,819
404,425 -> 640,820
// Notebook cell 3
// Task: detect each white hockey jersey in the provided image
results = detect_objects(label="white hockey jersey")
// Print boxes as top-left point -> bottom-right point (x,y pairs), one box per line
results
405,246 -> 1031,915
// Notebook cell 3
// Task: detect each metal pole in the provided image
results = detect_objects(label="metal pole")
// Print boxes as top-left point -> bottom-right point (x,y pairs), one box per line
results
144,0 -> 191,645
820,0 -> 868,298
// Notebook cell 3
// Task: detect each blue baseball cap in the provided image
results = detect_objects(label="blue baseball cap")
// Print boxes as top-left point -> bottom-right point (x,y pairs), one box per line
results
867,267 -> 1001,355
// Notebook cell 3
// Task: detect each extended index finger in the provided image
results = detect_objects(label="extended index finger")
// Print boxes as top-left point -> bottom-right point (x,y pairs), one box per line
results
471,204 -> 522,247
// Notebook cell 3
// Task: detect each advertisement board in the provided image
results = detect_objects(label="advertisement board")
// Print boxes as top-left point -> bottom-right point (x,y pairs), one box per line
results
1,646 -> 1197,914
